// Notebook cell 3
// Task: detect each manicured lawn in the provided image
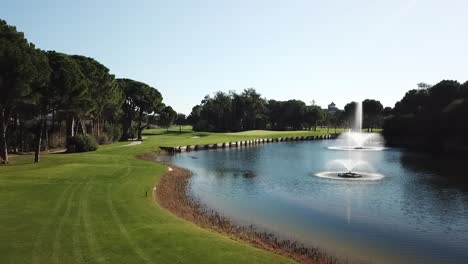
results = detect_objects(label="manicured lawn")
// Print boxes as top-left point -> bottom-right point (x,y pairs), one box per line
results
0,129 -> 335,264
143,127 -> 344,147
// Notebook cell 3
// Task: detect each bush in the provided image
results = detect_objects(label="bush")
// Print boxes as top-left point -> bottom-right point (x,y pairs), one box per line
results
103,123 -> 122,142
96,133 -> 112,145
67,135 -> 98,153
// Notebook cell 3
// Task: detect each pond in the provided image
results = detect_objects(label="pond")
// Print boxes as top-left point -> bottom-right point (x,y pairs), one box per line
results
167,139 -> 468,264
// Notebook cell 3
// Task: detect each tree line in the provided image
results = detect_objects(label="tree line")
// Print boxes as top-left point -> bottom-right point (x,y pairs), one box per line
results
0,19 -> 177,164
383,80 -> 468,152
187,88 -> 389,132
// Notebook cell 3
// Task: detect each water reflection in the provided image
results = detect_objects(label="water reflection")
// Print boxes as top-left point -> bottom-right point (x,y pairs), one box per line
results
400,151 -> 468,189
168,141 -> 468,264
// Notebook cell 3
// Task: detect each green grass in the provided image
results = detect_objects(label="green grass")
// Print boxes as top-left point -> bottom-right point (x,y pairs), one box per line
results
0,128 -> 335,264
144,127 -> 344,147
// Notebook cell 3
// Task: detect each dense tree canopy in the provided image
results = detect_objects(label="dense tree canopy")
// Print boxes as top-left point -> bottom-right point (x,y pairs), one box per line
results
175,113 -> 187,126
0,19 -> 172,163
158,106 -> 177,129
188,89 -> 382,132
362,99 -> 383,132
71,55 -> 123,127
343,102 -> 357,128
0,19 -> 51,163
384,80 -> 468,152
118,78 -> 163,140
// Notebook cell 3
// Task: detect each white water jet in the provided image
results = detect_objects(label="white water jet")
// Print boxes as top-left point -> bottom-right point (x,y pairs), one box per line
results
314,159 -> 384,181
327,159 -> 374,172
315,101 -> 385,180
328,132 -> 385,151
355,100 -> 363,132
328,101 -> 385,151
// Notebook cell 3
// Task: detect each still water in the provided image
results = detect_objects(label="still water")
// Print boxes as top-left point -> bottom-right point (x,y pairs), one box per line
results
167,140 -> 468,264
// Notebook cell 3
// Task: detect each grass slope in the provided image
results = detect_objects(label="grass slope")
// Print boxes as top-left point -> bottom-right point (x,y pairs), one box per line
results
0,128 -> 335,264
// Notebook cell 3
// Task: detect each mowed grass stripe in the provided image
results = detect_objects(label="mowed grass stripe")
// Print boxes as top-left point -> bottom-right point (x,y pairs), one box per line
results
0,129 -> 341,264
106,184 -> 152,264
81,182 -> 106,263
72,181 -> 86,264
52,183 -> 81,264
31,183 -> 76,264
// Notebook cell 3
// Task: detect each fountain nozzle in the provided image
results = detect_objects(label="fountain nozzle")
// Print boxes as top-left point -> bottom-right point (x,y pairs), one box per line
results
338,171 -> 362,178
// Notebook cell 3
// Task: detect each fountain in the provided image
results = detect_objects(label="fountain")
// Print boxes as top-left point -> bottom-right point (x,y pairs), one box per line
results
328,102 -> 385,151
315,101 -> 385,180
315,158 -> 384,181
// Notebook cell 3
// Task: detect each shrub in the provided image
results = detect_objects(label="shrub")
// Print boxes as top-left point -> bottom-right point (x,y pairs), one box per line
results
103,123 -> 122,142
67,135 -> 98,153
96,133 -> 112,145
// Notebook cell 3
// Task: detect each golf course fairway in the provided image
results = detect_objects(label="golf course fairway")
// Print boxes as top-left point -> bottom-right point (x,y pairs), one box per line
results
0,128 -> 338,264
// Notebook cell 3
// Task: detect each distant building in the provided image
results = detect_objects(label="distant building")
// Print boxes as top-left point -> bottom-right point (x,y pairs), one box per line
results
327,102 -> 338,113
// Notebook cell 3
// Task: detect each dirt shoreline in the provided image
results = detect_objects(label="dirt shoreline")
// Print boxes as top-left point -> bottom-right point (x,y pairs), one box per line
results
145,151 -> 344,264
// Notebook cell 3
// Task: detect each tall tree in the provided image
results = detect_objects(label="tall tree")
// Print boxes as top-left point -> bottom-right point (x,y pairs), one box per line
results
71,55 -> 123,137
362,99 -> 383,132
118,79 -> 163,140
237,88 -> 267,130
304,105 -> 322,130
175,113 -> 187,126
384,80 -> 468,152
343,102 -> 357,129
175,113 -> 187,133
428,80 -> 461,112
187,105 -> 201,127
158,106 -> 177,130
46,51 -> 88,138
0,19 -> 46,163
30,50 -> 52,162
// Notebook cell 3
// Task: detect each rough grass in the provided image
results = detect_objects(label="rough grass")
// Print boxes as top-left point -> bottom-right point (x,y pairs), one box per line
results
0,128 -> 336,264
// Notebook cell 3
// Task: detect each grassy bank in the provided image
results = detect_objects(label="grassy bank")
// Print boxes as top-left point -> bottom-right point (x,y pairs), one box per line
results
0,128 -> 336,264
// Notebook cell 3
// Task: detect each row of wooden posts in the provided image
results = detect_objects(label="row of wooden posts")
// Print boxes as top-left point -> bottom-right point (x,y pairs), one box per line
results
161,134 -> 338,153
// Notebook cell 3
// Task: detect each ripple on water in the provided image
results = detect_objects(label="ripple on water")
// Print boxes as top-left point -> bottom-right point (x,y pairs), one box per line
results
314,171 -> 385,181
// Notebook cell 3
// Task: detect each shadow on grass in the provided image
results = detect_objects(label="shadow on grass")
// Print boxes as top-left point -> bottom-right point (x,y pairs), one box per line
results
1,158 -> 37,166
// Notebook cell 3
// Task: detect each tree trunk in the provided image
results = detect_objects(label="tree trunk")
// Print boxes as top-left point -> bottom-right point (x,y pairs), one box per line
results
72,118 -> 75,137
0,120 -> 8,164
71,118 -> 76,137
121,112 -> 133,141
91,119 -> 95,137
66,118 -> 73,138
137,109 -> 143,141
43,118 -> 49,151
18,118 -> 25,152
0,109 -> 9,164
51,110 -> 55,133
80,119 -> 86,135
35,118 -> 44,163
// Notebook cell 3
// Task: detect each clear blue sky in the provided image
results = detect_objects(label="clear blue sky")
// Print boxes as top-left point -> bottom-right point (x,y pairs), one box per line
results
2,0 -> 468,114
